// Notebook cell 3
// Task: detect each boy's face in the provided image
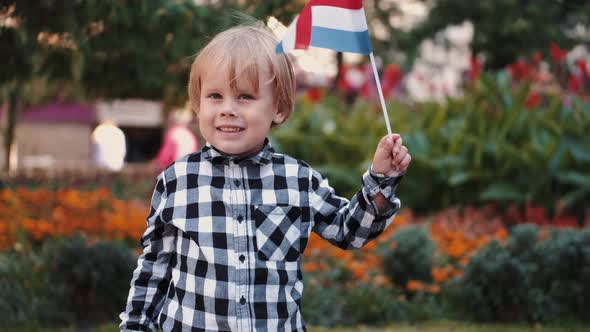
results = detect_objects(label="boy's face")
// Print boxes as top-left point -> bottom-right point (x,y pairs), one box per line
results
199,65 -> 285,157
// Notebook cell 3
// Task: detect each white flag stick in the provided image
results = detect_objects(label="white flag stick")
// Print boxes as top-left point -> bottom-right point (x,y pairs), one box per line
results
369,52 -> 392,134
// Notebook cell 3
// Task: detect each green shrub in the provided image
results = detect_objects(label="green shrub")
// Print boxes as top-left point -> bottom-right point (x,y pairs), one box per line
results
534,228 -> 590,321
302,269 -> 459,326
303,266 -> 353,327
0,251 -> 72,325
0,252 -> 43,324
0,236 -> 136,327
382,226 -> 435,289
456,225 -> 590,323
402,290 -> 460,323
302,270 -> 432,326
341,283 -> 407,325
42,236 -> 137,324
457,227 -> 532,322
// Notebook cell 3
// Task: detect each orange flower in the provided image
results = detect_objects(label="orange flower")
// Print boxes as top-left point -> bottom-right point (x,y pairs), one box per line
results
428,285 -> 441,294
432,267 -> 452,283
495,228 -> 509,240
451,269 -> 465,278
373,275 -> 390,288
448,240 -> 468,259
406,280 -> 426,292
407,280 -> 440,294
303,262 -> 323,272
459,257 -> 470,266
0,187 -> 150,250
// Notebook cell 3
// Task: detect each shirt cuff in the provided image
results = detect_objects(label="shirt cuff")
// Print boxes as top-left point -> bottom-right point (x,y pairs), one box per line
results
362,165 -> 404,217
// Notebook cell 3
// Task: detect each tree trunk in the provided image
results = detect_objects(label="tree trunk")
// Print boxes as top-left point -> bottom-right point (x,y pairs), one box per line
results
3,84 -> 20,174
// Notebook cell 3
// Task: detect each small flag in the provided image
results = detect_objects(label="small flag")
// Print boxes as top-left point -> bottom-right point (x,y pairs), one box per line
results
276,0 -> 372,55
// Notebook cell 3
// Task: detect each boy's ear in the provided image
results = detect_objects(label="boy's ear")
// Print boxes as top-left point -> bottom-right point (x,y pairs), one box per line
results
272,109 -> 287,125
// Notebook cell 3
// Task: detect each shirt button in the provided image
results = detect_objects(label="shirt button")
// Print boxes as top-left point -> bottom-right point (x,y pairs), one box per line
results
240,296 -> 246,305
239,254 -> 245,262
237,215 -> 243,223
234,179 -> 241,187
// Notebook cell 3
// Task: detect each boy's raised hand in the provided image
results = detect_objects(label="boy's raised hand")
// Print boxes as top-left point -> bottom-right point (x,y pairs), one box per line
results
372,133 -> 411,177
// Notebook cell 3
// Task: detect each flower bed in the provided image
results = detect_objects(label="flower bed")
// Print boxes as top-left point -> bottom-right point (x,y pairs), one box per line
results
1,188 -> 589,326
0,188 -> 147,251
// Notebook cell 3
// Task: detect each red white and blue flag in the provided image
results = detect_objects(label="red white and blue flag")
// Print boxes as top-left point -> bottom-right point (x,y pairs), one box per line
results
276,0 -> 372,55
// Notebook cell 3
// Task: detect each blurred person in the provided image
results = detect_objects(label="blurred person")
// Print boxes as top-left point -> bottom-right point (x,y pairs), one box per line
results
382,64 -> 404,99
153,110 -> 198,171
359,61 -> 378,101
337,63 -> 364,104
91,120 -> 126,172
120,21 -> 410,332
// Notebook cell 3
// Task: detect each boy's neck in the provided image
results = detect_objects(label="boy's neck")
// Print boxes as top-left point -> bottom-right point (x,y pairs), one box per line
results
203,138 -> 274,165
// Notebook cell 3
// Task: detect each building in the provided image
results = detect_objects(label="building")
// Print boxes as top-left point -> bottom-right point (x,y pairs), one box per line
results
0,99 -> 167,176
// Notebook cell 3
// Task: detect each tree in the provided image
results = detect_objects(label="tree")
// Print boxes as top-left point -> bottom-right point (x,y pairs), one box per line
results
234,0 -> 304,23
80,1 -> 229,107
0,0 -> 230,173
406,0 -> 590,69
0,0 -> 85,173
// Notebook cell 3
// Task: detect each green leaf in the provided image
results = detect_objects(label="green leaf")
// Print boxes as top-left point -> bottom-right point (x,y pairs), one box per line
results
564,138 -> 590,163
430,156 -> 464,168
449,172 -> 471,186
479,184 -> 525,202
557,172 -> 590,188
549,142 -> 567,172
561,187 -> 590,208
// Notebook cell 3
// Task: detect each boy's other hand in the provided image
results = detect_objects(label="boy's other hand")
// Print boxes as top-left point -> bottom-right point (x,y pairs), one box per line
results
372,133 -> 411,177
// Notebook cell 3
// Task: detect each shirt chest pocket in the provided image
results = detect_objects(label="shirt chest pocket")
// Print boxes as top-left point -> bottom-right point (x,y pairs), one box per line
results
253,205 -> 303,262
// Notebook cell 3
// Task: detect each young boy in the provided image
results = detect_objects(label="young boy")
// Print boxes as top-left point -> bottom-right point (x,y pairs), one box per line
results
120,22 -> 411,332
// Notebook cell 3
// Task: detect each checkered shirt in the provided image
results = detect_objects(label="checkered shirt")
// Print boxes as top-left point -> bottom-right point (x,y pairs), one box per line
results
120,139 -> 402,332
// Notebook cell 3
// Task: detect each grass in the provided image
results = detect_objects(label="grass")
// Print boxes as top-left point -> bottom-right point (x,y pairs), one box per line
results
3,321 -> 590,332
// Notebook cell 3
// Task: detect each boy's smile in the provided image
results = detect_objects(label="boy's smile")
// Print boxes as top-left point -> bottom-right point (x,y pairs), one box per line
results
199,64 -> 285,157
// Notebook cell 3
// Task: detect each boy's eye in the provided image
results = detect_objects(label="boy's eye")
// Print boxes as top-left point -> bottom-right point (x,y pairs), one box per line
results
237,94 -> 255,100
207,93 -> 222,99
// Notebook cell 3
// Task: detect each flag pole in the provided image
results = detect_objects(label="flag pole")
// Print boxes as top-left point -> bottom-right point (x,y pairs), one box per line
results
369,52 -> 392,134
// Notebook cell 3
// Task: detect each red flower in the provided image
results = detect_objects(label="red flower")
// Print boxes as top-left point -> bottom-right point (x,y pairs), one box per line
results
305,87 -> 324,103
469,56 -> 482,81
384,64 -> 402,84
524,201 -> 549,225
337,65 -> 351,92
524,92 -> 542,110
552,215 -> 578,228
568,75 -> 582,93
505,204 -> 523,225
508,60 -> 530,81
382,64 -> 403,98
578,59 -> 589,78
533,52 -> 543,65
550,42 -> 568,64
359,83 -> 374,100
359,64 -> 376,100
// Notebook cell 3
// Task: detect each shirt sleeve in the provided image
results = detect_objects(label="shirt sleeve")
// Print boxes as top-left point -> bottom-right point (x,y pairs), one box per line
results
309,165 -> 403,250
120,172 -> 175,332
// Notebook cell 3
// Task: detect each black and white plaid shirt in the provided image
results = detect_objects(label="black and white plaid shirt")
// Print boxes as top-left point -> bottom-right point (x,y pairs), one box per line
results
120,139 -> 402,332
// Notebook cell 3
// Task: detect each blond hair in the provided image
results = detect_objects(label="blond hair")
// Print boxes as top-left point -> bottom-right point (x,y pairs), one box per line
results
188,22 -> 295,126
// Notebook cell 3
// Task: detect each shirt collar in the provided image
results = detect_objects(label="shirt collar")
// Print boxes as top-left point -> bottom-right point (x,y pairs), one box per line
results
201,138 -> 274,166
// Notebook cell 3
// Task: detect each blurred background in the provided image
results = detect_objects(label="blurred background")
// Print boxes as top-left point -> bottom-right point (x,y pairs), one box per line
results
1,0 -> 590,331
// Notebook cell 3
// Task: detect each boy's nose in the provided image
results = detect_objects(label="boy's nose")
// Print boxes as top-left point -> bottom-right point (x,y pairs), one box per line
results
220,102 -> 237,117
220,109 -> 237,117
